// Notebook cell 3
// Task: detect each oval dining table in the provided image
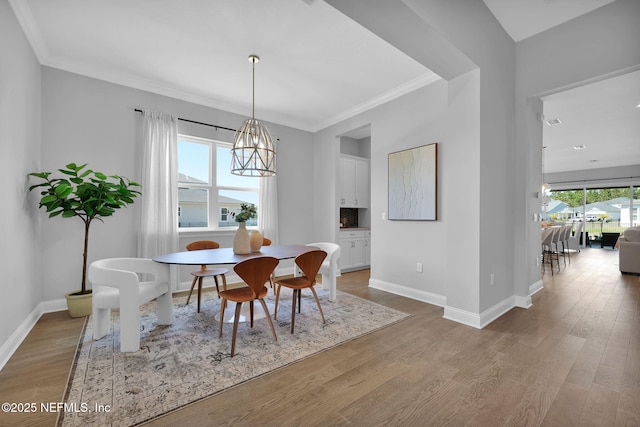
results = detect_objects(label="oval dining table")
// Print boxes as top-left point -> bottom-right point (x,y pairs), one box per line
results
153,244 -> 318,323
153,244 -> 316,266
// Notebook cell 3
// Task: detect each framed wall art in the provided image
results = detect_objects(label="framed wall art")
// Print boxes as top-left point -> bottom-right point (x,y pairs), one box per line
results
388,143 -> 437,221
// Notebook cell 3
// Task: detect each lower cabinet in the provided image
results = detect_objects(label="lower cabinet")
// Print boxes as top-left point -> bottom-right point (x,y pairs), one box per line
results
339,229 -> 371,271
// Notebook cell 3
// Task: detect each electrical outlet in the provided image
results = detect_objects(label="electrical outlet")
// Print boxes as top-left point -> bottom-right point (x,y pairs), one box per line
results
490,273 -> 495,285
417,262 -> 423,273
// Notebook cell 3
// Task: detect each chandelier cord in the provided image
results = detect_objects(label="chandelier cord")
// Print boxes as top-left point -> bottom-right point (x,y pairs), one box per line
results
252,57 -> 255,120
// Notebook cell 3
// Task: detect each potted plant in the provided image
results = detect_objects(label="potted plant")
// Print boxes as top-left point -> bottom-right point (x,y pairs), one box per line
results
232,203 -> 257,254
28,163 -> 141,317
233,202 -> 257,224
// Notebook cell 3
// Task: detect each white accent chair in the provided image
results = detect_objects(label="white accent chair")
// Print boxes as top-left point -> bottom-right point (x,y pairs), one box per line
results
294,242 -> 341,301
619,227 -> 640,274
89,258 -> 173,352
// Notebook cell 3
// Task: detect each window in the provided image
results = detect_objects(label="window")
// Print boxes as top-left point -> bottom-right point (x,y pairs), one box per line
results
547,186 -> 639,245
178,135 -> 259,229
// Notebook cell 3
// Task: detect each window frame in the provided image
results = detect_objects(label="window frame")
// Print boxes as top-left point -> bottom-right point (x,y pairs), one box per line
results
177,134 -> 259,232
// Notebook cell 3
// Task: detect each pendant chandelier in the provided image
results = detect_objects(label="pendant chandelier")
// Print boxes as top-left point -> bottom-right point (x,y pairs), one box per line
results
231,55 -> 276,177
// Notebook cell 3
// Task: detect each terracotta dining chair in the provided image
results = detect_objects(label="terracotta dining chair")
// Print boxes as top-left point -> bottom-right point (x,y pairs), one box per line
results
218,256 -> 279,357
262,237 -> 276,288
274,249 -> 327,333
185,240 -> 228,313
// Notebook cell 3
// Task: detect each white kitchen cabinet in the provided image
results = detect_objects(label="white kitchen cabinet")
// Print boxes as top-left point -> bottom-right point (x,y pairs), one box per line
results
339,229 -> 370,271
339,155 -> 369,208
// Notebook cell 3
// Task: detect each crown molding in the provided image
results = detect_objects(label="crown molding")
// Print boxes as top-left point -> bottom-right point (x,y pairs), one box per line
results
9,0 -> 49,62
10,0 -> 441,134
311,73 -> 442,132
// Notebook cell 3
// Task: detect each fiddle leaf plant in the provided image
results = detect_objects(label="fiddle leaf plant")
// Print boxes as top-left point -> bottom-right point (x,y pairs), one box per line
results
28,163 -> 141,295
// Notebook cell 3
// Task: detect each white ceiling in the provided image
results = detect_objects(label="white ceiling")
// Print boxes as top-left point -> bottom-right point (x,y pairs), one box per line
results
10,0 -> 638,173
542,70 -> 640,174
482,0 -> 617,42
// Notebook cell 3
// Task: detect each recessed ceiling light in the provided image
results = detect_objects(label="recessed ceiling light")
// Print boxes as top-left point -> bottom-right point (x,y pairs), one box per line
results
545,118 -> 562,126
589,160 -> 598,163
573,145 -> 587,150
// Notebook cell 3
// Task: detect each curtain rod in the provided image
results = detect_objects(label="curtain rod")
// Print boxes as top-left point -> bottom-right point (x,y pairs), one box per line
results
134,108 -> 238,133
134,108 -> 279,141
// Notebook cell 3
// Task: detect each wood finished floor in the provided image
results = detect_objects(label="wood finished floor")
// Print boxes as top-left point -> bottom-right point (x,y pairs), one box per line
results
0,247 -> 638,426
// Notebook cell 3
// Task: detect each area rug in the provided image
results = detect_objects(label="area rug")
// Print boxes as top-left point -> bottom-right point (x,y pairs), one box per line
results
57,288 -> 410,426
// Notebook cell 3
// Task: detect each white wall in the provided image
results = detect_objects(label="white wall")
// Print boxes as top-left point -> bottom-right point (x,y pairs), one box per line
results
0,2 -> 42,361
40,67 -> 315,300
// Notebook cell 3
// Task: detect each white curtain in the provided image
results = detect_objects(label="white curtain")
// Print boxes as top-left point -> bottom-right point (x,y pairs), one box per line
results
259,146 -> 278,244
138,110 -> 179,258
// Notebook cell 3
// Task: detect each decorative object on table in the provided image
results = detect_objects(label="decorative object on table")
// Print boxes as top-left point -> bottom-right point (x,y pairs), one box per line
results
232,203 -> 257,254
249,229 -> 263,252
58,288 -> 410,426
231,54 -> 276,177
28,163 -> 141,317
388,143 -> 437,220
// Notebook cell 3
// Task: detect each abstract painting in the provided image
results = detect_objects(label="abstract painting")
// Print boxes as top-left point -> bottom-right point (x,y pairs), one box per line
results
388,143 -> 437,220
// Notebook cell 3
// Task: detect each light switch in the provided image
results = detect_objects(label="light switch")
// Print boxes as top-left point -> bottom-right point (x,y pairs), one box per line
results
382,212 -> 387,220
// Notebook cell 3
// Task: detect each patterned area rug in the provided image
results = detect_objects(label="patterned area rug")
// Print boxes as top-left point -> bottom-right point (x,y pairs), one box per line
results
58,288 -> 410,426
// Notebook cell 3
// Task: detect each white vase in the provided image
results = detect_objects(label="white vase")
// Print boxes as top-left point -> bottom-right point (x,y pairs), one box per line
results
249,229 -> 263,252
233,222 -> 251,254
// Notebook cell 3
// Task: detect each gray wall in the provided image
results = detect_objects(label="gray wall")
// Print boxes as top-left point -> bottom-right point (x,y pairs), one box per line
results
40,67 -> 315,299
327,0 -> 516,324
314,81 -> 450,301
0,2 -> 42,354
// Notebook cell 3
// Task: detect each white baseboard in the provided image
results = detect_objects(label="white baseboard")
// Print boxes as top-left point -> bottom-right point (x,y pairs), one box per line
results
368,278 -> 447,307
0,298 -> 66,372
529,279 -> 544,296
369,277 -> 543,330
444,295 -> 515,329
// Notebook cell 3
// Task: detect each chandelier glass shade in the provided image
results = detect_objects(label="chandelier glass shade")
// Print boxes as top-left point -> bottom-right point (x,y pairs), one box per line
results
231,55 -> 276,177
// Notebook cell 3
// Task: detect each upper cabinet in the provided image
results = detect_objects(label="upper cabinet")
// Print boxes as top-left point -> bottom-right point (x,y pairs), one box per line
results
339,155 -> 369,208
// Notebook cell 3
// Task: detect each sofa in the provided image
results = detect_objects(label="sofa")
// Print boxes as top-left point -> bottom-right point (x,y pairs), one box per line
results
619,227 -> 640,274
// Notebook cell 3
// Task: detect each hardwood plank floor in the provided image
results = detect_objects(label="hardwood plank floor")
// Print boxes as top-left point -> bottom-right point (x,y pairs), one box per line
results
0,247 -> 638,426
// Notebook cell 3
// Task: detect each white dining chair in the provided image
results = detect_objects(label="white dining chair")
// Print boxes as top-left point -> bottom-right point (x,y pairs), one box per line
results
89,258 -> 173,352
294,242 -> 341,301
566,221 -> 584,253
541,227 -> 559,275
